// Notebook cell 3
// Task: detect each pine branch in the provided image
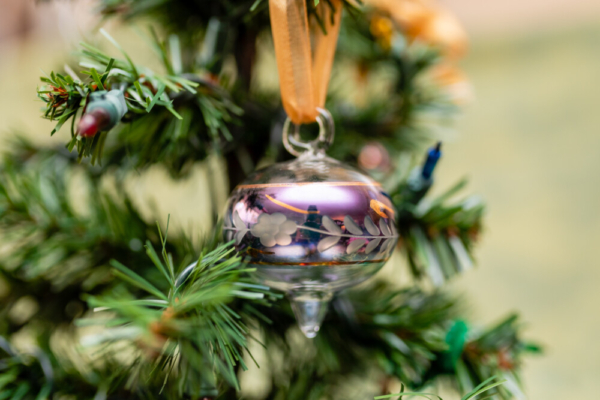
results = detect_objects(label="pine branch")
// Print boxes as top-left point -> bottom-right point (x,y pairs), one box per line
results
38,31 -> 241,170
0,139 -> 534,398
375,375 -> 507,400
0,334 -> 139,399
456,314 -> 542,399
214,282 -> 456,398
215,281 -> 535,399
331,14 -> 458,163
0,140 -> 272,397
79,238 -> 280,397
0,138 -> 187,335
0,337 -> 53,399
328,283 -> 459,387
36,10 -> 461,181
101,78 -> 242,177
390,178 -> 485,285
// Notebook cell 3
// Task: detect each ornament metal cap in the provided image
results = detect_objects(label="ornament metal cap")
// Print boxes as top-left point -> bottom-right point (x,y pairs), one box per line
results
282,108 -> 335,157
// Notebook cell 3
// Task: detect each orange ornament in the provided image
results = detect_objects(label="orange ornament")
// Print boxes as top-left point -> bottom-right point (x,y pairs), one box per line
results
411,7 -> 468,59
363,0 -> 468,59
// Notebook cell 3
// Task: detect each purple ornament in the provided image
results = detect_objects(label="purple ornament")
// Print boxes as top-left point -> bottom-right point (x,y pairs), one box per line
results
224,110 -> 398,337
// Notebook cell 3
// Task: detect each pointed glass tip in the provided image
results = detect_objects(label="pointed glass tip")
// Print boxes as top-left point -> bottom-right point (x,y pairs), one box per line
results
289,291 -> 333,339
300,324 -> 320,339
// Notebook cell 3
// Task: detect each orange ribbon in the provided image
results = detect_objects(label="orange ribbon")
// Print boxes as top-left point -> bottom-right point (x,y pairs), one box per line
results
269,0 -> 342,124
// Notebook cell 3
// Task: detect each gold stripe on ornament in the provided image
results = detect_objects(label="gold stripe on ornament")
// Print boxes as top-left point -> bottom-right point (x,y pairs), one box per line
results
265,194 -> 320,214
236,181 -> 381,189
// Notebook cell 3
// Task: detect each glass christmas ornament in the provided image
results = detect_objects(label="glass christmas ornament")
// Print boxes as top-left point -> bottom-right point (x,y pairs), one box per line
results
224,109 -> 398,338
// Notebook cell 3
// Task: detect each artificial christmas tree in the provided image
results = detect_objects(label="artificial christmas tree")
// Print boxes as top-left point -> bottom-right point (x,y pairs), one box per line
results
0,0 -> 540,398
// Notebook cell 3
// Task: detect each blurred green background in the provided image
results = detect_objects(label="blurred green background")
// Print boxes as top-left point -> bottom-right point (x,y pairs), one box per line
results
441,10 -> 600,400
1,1 -> 599,398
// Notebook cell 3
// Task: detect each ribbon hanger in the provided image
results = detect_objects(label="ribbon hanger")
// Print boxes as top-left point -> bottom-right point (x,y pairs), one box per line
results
269,0 -> 342,124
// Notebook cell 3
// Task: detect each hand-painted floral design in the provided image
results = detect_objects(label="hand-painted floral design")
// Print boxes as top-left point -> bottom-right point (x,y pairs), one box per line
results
250,213 -> 297,247
232,211 -> 249,245
226,211 -> 398,254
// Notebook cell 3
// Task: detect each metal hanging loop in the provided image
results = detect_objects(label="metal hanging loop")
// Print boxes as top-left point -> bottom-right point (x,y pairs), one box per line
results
283,108 -> 335,157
